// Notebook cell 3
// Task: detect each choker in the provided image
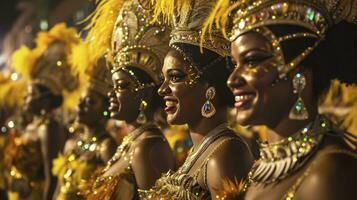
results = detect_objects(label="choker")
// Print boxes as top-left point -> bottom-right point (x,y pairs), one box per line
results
248,115 -> 331,185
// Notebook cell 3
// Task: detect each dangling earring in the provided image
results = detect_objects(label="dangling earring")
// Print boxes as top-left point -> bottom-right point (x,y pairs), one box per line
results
201,87 -> 216,118
136,99 -> 148,124
289,72 -> 309,120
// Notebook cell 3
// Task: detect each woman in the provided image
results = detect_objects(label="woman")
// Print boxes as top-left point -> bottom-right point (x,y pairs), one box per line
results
52,48 -> 117,200
79,0 -> 175,199
204,0 -> 357,199
6,23 -> 83,200
139,0 -> 254,199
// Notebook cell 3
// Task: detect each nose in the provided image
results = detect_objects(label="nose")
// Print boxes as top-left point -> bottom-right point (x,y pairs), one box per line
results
227,67 -> 247,91
158,79 -> 171,97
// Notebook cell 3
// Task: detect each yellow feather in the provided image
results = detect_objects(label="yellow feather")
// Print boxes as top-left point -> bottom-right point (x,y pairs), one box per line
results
11,23 -> 85,112
151,0 -> 191,24
84,0 -> 125,66
201,0 -> 249,45
0,74 -> 27,117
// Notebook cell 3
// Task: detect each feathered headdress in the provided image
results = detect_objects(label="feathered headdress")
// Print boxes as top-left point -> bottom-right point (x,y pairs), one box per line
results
202,0 -> 357,78
151,0 -> 230,56
85,0 -> 170,89
0,73 -> 27,119
12,23 -> 85,110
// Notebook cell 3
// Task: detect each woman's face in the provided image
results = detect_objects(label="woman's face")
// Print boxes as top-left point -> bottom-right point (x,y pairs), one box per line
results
77,88 -> 108,126
107,89 -> 120,119
111,70 -> 142,123
158,49 -> 207,126
228,31 -> 296,127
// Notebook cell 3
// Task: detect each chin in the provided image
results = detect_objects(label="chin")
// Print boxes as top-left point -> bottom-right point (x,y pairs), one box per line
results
166,110 -> 185,126
235,109 -> 256,126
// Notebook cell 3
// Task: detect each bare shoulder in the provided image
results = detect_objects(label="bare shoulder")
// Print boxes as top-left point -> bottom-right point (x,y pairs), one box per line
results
206,133 -> 254,191
130,130 -> 174,188
98,136 -> 117,162
132,130 -> 172,161
298,146 -> 357,200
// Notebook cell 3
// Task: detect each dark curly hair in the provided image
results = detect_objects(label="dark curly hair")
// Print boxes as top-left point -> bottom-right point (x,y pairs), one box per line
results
170,43 -> 235,107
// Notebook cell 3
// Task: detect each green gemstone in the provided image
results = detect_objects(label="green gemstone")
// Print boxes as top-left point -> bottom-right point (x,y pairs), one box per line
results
295,101 -> 302,112
307,8 -> 315,21
288,137 -> 293,142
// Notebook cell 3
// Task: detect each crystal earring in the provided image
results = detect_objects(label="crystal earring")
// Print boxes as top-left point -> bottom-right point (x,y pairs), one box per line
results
136,99 -> 148,124
201,87 -> 216,118
289,72 -> 309,120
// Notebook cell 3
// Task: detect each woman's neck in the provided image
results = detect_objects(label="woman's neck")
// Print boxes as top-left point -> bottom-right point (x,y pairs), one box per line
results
266,108 -> 318,144
189,109 -> 227,147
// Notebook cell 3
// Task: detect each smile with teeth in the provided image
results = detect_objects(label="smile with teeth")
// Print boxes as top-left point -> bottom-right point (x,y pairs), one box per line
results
235,94 -> 254,102
234,93 -> 255,109
164,99 -> 178,113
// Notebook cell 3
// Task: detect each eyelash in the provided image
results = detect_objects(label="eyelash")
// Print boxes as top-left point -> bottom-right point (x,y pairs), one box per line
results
168,73 -> 186,83
114,83 -> 129,90
243,54 -> 272,68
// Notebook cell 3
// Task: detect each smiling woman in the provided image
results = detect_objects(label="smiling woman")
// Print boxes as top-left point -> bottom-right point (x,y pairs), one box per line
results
78,0 -> 175,199
203,0 -> 357,199
139,0 -> 254,199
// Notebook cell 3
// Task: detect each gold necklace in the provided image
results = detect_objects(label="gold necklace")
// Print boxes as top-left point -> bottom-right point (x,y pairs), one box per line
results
179,123 -> 230,173
247,115 -> 331,185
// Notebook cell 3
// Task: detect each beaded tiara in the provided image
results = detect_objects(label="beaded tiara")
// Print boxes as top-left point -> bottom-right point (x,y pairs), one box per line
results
111,0 -> 170,87
85,0 -> 170,90
203,0 -> 357,78
151,0 -> 231,57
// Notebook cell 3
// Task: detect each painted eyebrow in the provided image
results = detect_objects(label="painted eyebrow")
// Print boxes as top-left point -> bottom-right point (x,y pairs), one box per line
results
239,48 -> 272,58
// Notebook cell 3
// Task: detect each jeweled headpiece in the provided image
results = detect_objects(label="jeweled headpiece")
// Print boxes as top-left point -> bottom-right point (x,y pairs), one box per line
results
12,23 -> 84,110
85,0 -> 170,90
152,0 -> 231,57
111,0 -> 170,87
204,0 -> 357,78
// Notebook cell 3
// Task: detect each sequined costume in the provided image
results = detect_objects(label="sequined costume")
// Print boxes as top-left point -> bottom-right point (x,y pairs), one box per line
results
80,124 -> 162,200
0,73 -> 27,194
4,117 -> 47,200
140,124 -> 247,200
52,129 -> 113,200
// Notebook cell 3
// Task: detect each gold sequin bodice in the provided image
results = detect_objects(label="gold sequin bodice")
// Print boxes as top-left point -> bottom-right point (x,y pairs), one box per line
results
80,124 -> 159,200
52,133 -> 110,200
140,124 -> 238,200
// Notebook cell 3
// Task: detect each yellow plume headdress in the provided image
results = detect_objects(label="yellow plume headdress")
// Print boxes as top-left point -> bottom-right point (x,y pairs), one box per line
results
0,73 -> 27,120
151,0 -> 230,57
85,0 -> 170,90
203,0 -> 357,78
12,23 -> 85,110
70,42 -> 112,97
